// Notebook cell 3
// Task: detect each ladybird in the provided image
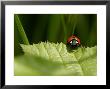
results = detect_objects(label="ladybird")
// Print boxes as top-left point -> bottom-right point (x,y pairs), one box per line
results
67,35 -> 80,48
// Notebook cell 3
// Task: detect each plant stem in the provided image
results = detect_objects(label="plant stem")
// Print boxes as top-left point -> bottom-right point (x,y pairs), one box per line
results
15,15 -> 29,45
61,15 -> 67,43
72,23 -> 77,35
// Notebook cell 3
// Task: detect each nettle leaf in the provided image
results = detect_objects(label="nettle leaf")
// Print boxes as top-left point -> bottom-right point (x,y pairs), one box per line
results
14,42 -> 97,76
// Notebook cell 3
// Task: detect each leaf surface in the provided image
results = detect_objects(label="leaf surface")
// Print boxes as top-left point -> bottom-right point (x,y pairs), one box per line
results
15,42 -> 97,76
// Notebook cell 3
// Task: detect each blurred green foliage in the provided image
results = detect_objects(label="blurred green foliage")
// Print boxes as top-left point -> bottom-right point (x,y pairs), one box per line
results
14,14 -> 97,56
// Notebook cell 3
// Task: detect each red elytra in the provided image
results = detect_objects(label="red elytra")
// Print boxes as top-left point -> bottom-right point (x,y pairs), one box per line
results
67,35 -> 80,45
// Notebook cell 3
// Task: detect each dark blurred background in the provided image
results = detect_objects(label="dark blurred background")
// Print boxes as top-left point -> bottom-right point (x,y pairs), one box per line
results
14,14 -> 97,56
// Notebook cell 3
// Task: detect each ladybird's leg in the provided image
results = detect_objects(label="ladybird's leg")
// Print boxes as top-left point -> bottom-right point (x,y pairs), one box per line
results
80,45 -> 86,54
78,44 -> 82,49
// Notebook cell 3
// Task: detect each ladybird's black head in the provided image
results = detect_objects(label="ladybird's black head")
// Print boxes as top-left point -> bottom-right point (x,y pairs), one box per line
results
67,39 -> 80,51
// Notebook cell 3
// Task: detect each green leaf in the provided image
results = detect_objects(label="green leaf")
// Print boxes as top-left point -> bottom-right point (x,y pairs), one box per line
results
15,42 -> 97,76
